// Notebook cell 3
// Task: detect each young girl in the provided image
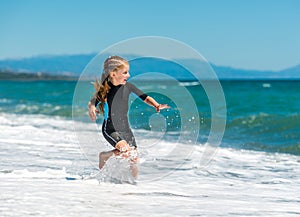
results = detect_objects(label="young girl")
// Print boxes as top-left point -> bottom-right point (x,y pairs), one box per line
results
88,55 -> 169,177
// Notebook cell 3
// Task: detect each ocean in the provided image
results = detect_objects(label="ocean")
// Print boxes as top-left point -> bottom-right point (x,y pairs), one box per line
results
0,79 -> 300,216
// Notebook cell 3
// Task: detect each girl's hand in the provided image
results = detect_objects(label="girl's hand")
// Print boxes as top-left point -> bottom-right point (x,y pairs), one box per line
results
88,102 -> 99,122
155,104 -> 170,112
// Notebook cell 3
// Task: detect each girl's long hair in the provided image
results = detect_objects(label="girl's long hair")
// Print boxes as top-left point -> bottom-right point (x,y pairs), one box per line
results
93,56 -> 128,114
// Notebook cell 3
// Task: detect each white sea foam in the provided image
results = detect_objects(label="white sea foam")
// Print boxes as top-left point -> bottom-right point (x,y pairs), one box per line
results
0,113 -> 300,216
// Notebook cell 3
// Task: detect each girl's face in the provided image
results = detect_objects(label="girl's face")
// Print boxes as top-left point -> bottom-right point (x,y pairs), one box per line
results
110,64 -> 130,85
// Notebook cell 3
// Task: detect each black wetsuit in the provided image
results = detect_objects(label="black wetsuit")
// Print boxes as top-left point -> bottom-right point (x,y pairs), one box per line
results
94,81 -> 148,148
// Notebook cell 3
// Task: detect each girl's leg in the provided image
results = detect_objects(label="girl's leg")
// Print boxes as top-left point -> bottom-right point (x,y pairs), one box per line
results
130,162 -> 138,178
115,140 -> 139,178
99,149 -> 119,169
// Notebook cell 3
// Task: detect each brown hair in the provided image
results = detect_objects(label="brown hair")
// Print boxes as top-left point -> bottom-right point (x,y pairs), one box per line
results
93,55 -> 128,113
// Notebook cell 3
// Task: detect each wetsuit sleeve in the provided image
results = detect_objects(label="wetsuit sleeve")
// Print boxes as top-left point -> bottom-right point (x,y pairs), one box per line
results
127,82 -> 148,101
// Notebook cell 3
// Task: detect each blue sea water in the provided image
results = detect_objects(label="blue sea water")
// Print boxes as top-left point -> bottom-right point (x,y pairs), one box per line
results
0,79 -> 300,216
1,80 -> 299,155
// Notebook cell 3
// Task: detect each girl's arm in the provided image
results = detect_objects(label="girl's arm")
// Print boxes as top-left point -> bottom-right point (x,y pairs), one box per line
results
144,96 -> 169,112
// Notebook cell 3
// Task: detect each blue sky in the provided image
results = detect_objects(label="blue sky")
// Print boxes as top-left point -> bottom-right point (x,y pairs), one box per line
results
0,0 -> 299,71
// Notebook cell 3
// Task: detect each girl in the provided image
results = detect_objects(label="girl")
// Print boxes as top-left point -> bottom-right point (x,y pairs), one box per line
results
88,55 -> 169,177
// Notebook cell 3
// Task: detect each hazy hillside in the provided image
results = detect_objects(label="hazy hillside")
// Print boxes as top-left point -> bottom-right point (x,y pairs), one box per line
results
0,54 -> 299,80
0,54 -> 95,76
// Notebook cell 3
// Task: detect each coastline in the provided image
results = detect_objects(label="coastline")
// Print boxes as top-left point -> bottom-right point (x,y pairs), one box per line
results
0,70 -> 78,81
1,70 -> 300,82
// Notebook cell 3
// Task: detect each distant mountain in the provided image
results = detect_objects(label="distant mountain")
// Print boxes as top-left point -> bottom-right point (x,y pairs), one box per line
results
279,64 -> 300,76
212,64 -> 300,79
0,54 -> 299,80
0,54 -> 95,76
